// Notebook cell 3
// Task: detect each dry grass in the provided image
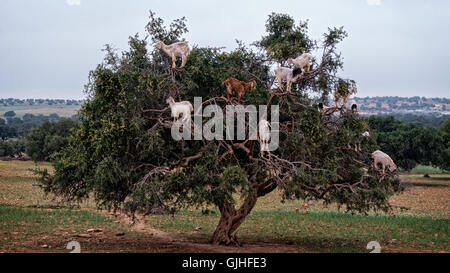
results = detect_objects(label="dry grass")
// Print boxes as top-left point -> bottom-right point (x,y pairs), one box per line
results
0,160 -> 448,253
389,174 -> 450,218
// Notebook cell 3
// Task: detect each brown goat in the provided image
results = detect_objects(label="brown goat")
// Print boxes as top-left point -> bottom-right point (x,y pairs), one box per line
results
222,77 -> 257,104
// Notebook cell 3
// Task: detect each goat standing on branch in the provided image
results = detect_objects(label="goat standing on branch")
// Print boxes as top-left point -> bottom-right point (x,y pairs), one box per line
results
372,150 -> 397,174
258,119 -> 271,156
274,67 -> 303,92
334,87 -> 357,108
287,53 -> 312,75
222,77 -> 257,104
155,40 -> 191,69
166,97 -> 193,123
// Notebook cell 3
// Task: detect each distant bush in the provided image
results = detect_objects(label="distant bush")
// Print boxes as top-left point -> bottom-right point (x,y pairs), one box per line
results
0,138 -> 25,158
367,116 -> 449,171
370,113 -> 450,129
0,119 -> 17,140
0,140 -> 14,157
4,111 -> 16,118
2,113 -> 63,138
411,165 -> 449,174
25,119 -> 78,161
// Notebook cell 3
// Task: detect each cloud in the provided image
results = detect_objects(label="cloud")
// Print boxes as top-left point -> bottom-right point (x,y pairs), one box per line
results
66,0 -> 81,6
366,0 -> 382,5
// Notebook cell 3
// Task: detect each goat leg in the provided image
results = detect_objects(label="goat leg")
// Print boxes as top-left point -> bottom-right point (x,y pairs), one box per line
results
287,81 -> 293,92
171,55 -> 177,69
180,56 -> 187,68
226,89 -> 232,101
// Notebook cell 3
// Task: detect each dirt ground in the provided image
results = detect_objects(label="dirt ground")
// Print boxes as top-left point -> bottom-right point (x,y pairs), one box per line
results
0,161 -> 448,253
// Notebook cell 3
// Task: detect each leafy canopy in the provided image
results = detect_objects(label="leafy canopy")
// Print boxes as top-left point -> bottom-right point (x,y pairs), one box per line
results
39,12 -> 400,227
25,119 -> 78,161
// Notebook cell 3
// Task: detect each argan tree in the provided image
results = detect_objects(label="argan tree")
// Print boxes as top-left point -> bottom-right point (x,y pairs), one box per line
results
39,11 -> 400,245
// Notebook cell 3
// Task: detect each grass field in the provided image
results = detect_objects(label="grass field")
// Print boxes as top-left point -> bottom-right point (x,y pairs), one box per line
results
411,165 -> 450,174
0,160 -> 448,253
0,104 -> 80,118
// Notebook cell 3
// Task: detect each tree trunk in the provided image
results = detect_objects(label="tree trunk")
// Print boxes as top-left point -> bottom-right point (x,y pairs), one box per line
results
210,194 -> 258,245
210,179 -> 278,245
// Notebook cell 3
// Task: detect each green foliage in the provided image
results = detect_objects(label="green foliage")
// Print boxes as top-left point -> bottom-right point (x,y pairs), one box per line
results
0,113 -> 66,140
335,79 -> 356,100
367,116 -> 448,171
388,114 -> 449,128
0,140 -> 14,157
25,119 -> 77,161
0,138 -> 25,157
3,111 -> 16,118
282,111 -> 388,213
146,10 -> 188,44
411,165 -> 449,174
257,13 -> 315,63
439,120 -> 450,170
40,11 -> 400,230
0,120 -> 17,140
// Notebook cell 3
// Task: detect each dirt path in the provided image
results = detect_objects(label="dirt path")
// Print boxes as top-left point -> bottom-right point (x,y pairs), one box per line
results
116,212 -> 302,253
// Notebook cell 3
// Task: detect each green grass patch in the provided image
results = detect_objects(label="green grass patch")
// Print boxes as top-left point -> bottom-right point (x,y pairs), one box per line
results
411,165 -> 450,174
0,204 -> 129,252
0,205 -> 111,233
144,210 -> 449,252
1,160 -> 449,252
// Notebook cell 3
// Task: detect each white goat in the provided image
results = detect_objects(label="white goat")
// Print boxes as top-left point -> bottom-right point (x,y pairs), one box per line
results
274,67 -> 302,92
287,53 -> 312,74
166,97 -> 193,123
372,150 -> 397,174
362,131 -> 370,137
155,41 -> 191,69
258,119 -> 271,155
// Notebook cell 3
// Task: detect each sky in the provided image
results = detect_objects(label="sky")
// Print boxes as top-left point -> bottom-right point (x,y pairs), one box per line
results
0,0 -> 449,99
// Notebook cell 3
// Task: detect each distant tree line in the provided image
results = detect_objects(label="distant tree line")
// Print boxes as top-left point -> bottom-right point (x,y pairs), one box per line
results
355,96 -> 449,113
366,116 -> 449,171
25,119 -> 78,161
1,113 -> 68,139
372,113 -> 449,129
356,96 -> 450,104
0,113 -> 78,160
0,138 -> 24,158
0,98 -> 84,106
0,108 -> 448,169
